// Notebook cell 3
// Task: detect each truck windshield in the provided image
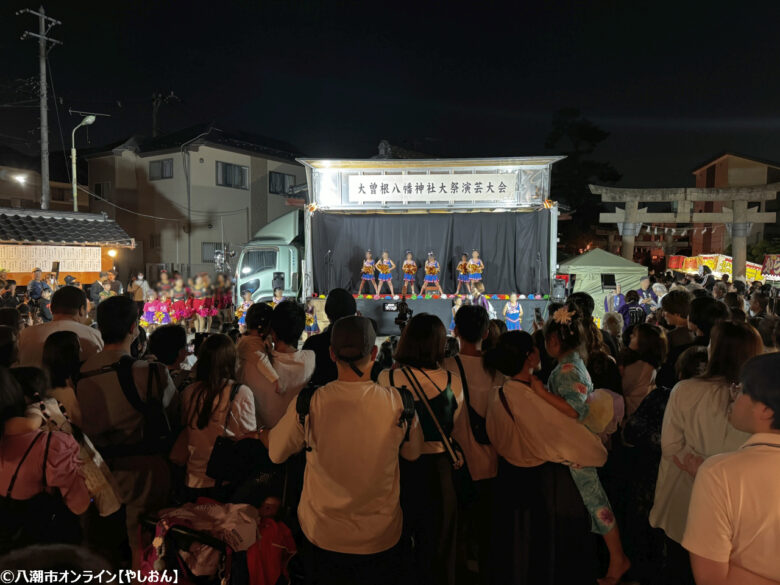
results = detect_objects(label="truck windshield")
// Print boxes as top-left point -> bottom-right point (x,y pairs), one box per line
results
240,249 -> 277,275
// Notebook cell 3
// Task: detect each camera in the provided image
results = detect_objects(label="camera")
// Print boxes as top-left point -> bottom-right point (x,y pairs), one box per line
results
394,296 -> 413,331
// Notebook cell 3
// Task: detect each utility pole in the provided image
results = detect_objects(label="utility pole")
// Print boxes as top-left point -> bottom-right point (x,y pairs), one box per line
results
18,6 -> 62,210
152,90 -> 180,137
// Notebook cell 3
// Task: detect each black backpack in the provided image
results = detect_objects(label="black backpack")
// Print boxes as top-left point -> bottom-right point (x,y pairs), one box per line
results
80,355 -> 173,458
628,305 -> 646,327
296,381 -> 417,443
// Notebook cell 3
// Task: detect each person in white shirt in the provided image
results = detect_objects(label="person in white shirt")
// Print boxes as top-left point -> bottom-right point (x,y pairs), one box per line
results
247,301 -> 314,429
178,333 -> 256,498
377,314 -> 464,585
18,286 -> 103,367
683,352 -> 780,585
269,315 -> 423,585
236,303 -> 280,408
443,305 -> 502,585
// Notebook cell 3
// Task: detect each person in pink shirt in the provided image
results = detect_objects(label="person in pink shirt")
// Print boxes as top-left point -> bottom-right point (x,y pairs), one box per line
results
0,366 -> 90,552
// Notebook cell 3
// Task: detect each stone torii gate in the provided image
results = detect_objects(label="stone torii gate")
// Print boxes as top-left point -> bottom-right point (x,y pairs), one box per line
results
590,183 -> 778,279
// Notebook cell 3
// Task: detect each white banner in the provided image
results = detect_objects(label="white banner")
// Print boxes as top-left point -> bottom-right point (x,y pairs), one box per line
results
0,245 -> 102,273
348,173 -> 517,203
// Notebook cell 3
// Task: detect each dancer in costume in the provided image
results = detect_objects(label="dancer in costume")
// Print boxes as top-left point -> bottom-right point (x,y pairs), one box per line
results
236,290 -> 253,332
216,273 -> 234,326
170,276 -> 190,324
401,250 -> 418,296
449,296 -> 463,335
156,270 -> 173,297
305,299 -> 320,338
420,251 -> 444,296
455,253 -> 471,295
503,292 -> 523,331
271,287 -> 285,308
190,274 -> 210,333
140,291 -> 158,330
467,249 -> 485,289
376,250 -> 396,296
154,292 -> 172,326
358,250 -> 378,296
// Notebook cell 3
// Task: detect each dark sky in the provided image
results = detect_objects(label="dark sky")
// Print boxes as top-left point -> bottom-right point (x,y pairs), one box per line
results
3,0 -> 780,187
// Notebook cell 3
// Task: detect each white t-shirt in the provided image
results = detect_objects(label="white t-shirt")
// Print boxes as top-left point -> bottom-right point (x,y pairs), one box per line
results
443,354 -> 504,481
18,318 -> 104,367
247,348 -> 315,429
180,381 -> 257,488
269,379 -> 423,554
683,433 -> 780,582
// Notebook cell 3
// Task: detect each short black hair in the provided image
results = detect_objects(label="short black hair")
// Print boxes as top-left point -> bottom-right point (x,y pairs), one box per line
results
454,305 -> 489,343
661,289 -> 692,318
740,353 -> 780,429
10,366 -> 48,402
96,296 -> 138,344
50,286 -> 87,316
483,331 -> 536,377
148,325 -> 187,366
324,288 -> 356,322
751,292 -> 769,311
271,301 -> 306,345
0,325 -> 17,368
43,331 -> 81,388
689,296 -> 730,339
245,302 -> 274,332
0,365 -> 25,426
0,308 -> 21,332
625,290 -> 640,304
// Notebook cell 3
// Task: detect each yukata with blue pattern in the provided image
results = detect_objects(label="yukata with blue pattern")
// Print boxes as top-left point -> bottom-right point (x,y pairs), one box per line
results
547,351 -> 616,535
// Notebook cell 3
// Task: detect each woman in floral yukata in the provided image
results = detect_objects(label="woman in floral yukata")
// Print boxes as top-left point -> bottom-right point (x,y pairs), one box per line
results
539,304 -> 631,585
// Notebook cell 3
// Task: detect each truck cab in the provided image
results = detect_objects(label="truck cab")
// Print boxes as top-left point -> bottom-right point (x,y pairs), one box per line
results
235,210 -> 303,303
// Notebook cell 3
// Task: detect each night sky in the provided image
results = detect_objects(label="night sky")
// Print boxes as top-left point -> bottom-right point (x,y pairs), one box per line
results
3,0 -> 780,187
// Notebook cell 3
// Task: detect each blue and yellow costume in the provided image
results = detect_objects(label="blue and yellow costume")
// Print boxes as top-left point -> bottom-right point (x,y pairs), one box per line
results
505,302 -> 522,331
424,260 -> 440,283
457,261 -> 470,283
467,258 -> 484,282
402,260 -> 417,282
377,259 -> 393,282
305,306 -> 319,335
361,259 -> 375,281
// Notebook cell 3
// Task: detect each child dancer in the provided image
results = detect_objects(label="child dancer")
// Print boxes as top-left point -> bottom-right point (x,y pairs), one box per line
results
156,269 -> 172,297
449,296 -> 463,335
170,276 -> 190,325
503,292 -> 523,331
401,251 -> 417,296
271,287 -> 285,307
467,249 -> 485,289
191,274 -> 210,333
304,299 -> 320,338
358,250 -> 377,296
455,253 -> 471,295
236,290 -> 253,332
420,251 -> 444,296
140,291 -> 158,330
540,305 -> 631,585
155,291 -> 172,326
376,250 -> 396,296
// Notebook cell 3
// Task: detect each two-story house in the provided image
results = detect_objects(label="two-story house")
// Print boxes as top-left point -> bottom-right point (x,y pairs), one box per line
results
86,125 -> 305,279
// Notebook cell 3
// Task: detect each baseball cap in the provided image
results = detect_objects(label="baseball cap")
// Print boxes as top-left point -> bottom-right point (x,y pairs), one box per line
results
64,275 -> 77,285
331,316 -> 375,363
324,288 -> 357,322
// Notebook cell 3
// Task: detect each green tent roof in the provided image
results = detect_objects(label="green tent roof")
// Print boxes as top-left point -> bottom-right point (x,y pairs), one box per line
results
558,248 -> 646,273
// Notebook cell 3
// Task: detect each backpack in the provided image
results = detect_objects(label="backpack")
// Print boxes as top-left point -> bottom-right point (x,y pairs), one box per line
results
295,381 -> 416,442
627,305 -> 646,327
80,355 -> 173,458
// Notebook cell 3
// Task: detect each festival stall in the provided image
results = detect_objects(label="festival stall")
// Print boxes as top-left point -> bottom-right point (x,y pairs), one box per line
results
668,254 -> 764,282
557,248 -> 647,318
763,254 -> 780,282
0,207 -> 134,287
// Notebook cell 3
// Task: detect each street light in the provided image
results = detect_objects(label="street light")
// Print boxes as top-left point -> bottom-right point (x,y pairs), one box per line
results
71,115 -> 96,212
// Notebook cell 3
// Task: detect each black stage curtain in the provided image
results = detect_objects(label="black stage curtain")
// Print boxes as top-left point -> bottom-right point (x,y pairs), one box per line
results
312,211 -> 550,294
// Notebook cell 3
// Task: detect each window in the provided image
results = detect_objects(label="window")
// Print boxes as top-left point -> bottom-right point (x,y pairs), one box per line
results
94,182 -> 111,197
216,161 -> 248,189
51,187 -> 66,202
239,249 -> 278,276
149,234 -> 161,250
600,274 -> 616,290
201,242 -> 223,264
149,158 -> 173,180
269,171 -> 295,195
